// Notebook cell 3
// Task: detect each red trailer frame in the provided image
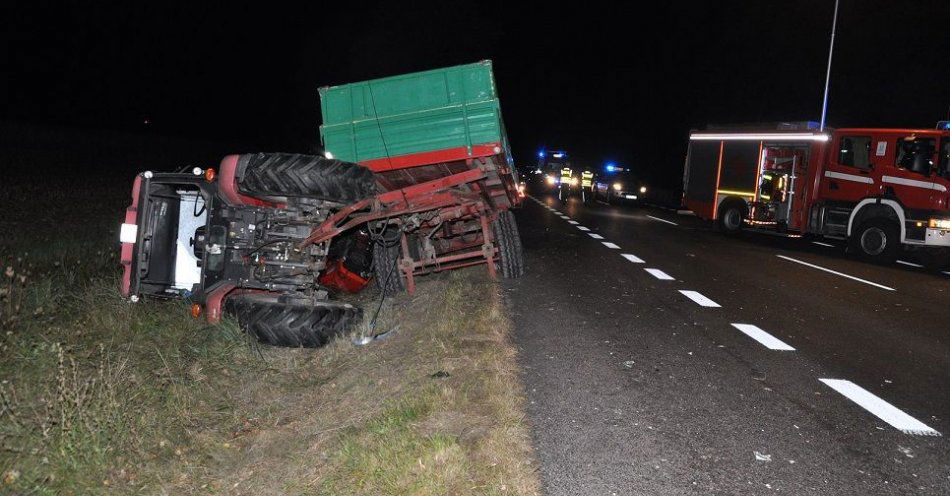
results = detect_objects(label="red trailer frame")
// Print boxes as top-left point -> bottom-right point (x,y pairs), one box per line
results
197,144 -> 522,322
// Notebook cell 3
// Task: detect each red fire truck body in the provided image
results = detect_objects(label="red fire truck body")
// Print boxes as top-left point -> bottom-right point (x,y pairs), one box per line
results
682,123 -> 950,261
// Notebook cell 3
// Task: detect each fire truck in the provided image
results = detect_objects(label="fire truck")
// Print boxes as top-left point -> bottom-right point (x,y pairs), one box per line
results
682,122 -> 950,263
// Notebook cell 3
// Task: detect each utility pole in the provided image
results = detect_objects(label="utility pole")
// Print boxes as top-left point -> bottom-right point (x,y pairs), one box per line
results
819,0 -> 840,132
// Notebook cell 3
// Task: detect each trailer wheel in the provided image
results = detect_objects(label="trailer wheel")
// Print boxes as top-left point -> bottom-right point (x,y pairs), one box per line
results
493,210 -> 526,278
236,153 -> 376,203
372,231 -> 419,295
224,293 -> 362,347
849,218 -> 899,263
717,200 -> 746,234
373,240 -> 405,295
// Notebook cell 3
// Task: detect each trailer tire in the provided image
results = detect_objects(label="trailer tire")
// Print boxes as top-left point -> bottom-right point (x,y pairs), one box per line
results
224,293 -> 362,347
493,210 -> 525,278
717,200 -> 746,234
372,230 -> 420,295
372,239 -> 405,295
236,153 -> 376,203
849,218 -> 900,263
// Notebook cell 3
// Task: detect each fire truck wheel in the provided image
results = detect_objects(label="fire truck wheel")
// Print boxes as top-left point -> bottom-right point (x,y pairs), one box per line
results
236,153 -> 376,203
224,293 -> 362,347
493,210 -> 526,278
849,218 -> 900,263
717,201 -> 746,234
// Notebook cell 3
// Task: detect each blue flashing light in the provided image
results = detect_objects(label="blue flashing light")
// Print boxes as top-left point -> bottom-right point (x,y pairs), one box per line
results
605,163 -> 617,172
938,121 -> 950,130
538,150 -> 545,158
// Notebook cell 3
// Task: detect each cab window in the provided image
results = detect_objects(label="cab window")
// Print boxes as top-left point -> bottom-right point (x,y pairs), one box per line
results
939,138 -> 950,178
837,136 -> 871,169
895,137 -> 936,176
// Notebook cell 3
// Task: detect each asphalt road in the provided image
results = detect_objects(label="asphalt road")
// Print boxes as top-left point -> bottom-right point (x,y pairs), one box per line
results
505,190 -> 950,495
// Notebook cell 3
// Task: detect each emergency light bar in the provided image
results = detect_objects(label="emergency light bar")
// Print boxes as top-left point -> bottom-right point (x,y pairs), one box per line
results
690,133 -> 830,142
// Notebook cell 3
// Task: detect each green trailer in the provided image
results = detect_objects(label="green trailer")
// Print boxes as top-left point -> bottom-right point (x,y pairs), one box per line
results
306,61 -> 525,293
319,60 -> 512,175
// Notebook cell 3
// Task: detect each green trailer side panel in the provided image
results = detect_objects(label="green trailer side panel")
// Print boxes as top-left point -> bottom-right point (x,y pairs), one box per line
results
319,61 -> 507,164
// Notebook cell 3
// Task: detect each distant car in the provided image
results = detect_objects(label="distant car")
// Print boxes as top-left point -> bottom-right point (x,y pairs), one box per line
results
593,170 -> 648,205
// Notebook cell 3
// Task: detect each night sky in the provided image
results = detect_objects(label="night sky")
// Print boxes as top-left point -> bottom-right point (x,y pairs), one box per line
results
4,1 -> 949,187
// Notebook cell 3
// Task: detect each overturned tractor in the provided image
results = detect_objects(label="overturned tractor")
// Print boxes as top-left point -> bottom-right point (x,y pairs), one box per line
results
119,61 -> 524,346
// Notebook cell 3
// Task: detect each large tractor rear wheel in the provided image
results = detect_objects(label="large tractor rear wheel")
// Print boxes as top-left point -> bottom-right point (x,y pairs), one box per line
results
236,153 -> 376,203
492,210 -> 525,278
224,293 -> 362,347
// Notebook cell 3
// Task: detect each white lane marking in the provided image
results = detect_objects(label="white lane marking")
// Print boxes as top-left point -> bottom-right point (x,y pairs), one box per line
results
621,253 -> 645,263
679,290 -> 720,307
577,226 -> 590,231
588,233 -> 604,239
882,175 -> 947,192
602,242 -> 620,249
568,220 -> 579,225
824,170 -> 874,184
943,271 -> 950,277
644,268 -> 674,280
731,323 -> 795,351
776,255 -> 895,291
812,241 -> 835,248
896,260 -> 923,268
646,215 -> 678,226
819,379 -> 941,436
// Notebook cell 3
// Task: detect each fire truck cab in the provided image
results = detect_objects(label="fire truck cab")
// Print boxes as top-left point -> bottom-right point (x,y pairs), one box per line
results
683,122 -> 950,263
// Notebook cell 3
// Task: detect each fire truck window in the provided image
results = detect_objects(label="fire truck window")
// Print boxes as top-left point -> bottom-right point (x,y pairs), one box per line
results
939,139 -> 950,177
895,137 -> 936,176
838,136 -> 871,169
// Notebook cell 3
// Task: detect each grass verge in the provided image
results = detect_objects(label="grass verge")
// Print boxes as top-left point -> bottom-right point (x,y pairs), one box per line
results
1,233 -> 539,494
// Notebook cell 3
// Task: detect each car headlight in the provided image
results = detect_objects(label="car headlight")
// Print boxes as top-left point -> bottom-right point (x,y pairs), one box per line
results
639,186 -> 647,194
929,218 -> 950,230
612,183 -> 622,191
545,175 -> 557,185
570,177 -> 579,186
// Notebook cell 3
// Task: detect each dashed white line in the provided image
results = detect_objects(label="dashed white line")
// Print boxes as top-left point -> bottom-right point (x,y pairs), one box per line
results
568,220 -> 579,225
819,379 -> 940,436
730,323 -> 795,351
602,242 -> 620,249
896,260 -> 923,268
812,241 -> 835,248
646,215 -> 678,226
644,268 -> 674,280
588,233 -> 604,239
621,253 -> 645,263
577,226 -> 590,231
776,255 -> 896,291
678,290 -> 720,307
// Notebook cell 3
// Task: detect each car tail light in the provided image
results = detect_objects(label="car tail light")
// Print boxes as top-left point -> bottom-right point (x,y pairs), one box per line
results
191,304 -> 202,318
204,168 -> 216,182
